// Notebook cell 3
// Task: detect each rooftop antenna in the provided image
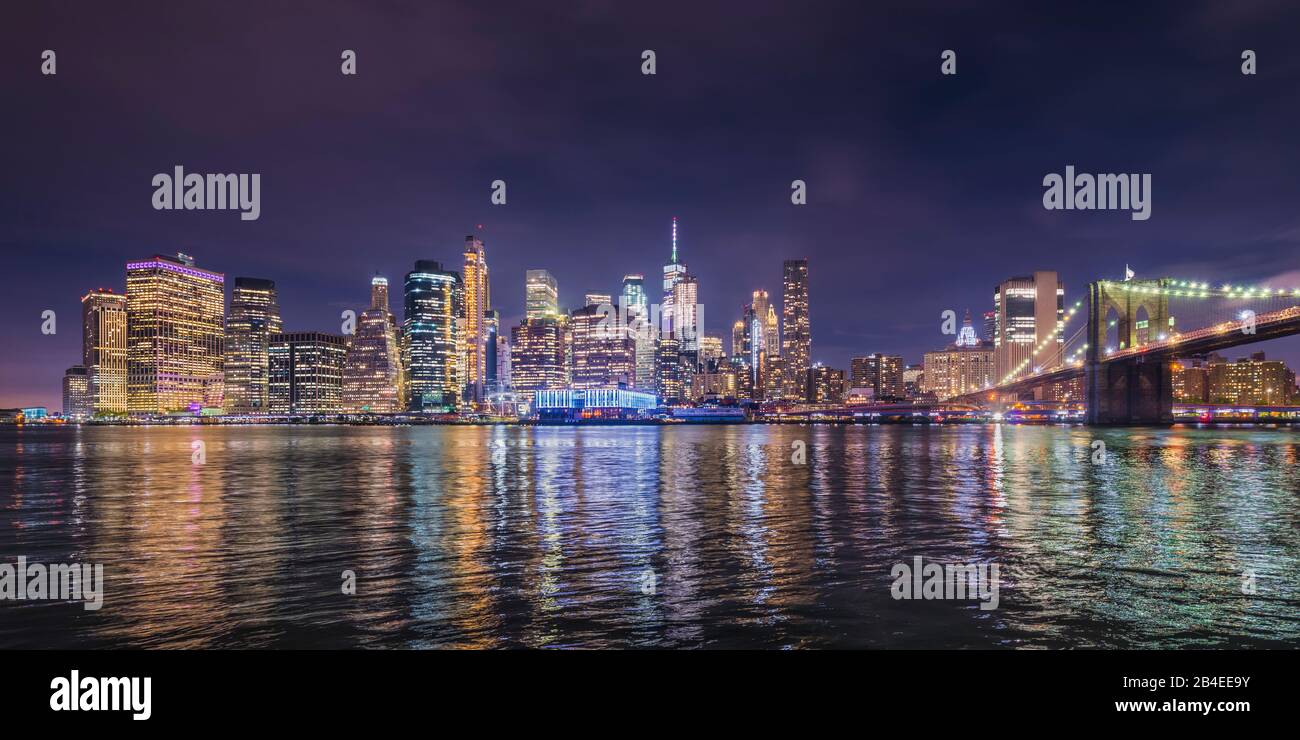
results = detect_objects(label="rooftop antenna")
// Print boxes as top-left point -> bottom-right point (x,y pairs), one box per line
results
671,216 -> 678,263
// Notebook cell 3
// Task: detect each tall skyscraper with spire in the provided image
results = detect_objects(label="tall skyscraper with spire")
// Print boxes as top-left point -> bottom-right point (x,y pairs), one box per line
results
781,259 -> 811,400
662,217 -> 687,337
342,275 -> 405,413
461,235 -> 491,403
662,217 -> 686,298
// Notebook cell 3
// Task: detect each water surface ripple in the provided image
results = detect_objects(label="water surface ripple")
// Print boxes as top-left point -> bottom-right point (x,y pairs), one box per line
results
1,425 -> 1297,648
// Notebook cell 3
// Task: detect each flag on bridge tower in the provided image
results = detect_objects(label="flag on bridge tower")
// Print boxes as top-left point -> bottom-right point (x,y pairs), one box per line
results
1124,264 -> 1135,281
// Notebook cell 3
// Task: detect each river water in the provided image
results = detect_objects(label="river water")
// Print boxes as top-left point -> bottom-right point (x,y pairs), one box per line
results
1,424 -> 1297,648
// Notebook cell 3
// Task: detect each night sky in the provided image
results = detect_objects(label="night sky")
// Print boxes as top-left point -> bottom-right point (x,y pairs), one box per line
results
4,1 -> 1300,409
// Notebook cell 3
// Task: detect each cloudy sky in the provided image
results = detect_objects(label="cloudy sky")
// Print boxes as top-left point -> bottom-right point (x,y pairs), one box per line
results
3,0 -> 1299,408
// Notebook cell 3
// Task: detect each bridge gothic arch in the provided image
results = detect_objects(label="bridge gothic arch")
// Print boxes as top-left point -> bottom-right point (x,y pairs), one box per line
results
1087,278 -> 1172,362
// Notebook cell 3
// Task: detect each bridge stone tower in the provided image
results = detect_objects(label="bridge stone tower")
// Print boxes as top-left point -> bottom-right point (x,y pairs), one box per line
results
1085,278 -> 1174,425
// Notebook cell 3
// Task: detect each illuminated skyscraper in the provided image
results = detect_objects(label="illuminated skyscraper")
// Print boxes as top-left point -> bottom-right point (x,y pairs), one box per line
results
570,302 -> 635,389
672,274 -> 700,353
662,217 -> 687,323
269,332 -> 347,414
658,218 -> 701,388
342,275 -> 405,413
484,309 -> 500,395
765,306 -> 780,356
992,271 -> 1064,382
461,235 -> 491,403
80,288 -> 127,415
404,260 -> 462,412
740,303 -> 762,387
495,334 -> 512,391
621,274 -> 654,390
224,277 -> 282,415
763,354 -> 792,401
510,318 -> 565,402
655,333 -> 684,403
561,315 -> 574,385
620,274 -> 646,310
126,253 -> 225,414
699,336 -> 724,368
62,366 -> 91,419
525,269 -> 559,319
781,259 -> 810,400
752,290 -> 780,358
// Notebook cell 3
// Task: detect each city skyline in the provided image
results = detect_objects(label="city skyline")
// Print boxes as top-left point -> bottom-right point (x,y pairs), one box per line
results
9,228 -> 1300,411
19,235 -> 1300,415
5,2 -> 1300,409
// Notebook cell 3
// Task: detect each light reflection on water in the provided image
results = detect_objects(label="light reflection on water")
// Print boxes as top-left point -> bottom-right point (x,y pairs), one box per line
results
1,424 -> 1297,648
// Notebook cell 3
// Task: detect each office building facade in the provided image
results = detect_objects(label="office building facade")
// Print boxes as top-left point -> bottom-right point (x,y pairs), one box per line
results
993,271 -> 1064,383
126,253 -> 225,414
850,353 -> 904,401
342,275 -> 405,413
781,259 -> 811,399
81,288 -> 128,415
224,277 -> 282,415
269,332 -> 347,414
62,365 -> 91,418
404,261 -> 462,412
461,236 -> 491,402
525,269 -> 559,319
510,318 -> 566,402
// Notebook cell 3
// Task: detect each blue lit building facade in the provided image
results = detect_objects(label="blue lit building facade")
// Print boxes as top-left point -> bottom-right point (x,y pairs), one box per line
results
534,388 -> 657,422
404,260 -> 462,413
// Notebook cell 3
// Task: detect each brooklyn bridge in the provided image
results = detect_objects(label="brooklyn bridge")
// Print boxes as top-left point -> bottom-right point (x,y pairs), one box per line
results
948,277 -> 1300,424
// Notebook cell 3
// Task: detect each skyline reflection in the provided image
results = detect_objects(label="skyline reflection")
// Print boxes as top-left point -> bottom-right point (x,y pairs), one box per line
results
1,425 -> 1298,649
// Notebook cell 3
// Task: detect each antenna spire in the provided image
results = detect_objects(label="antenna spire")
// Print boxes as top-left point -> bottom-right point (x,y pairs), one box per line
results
671,216 -> 678,263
